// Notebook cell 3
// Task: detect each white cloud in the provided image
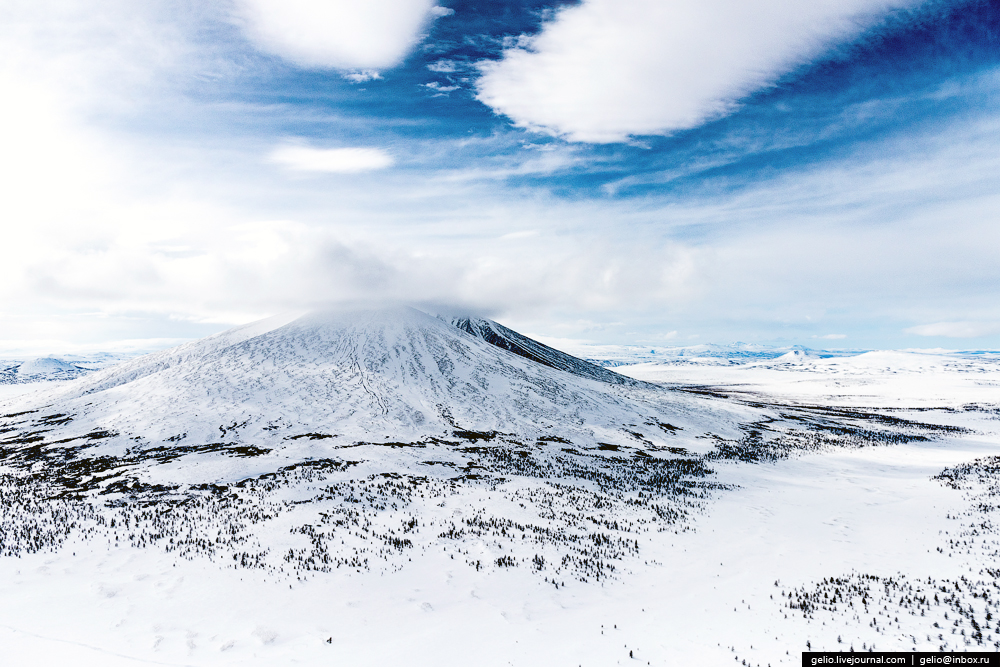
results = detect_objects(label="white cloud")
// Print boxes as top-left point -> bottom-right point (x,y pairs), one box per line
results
905,322 -> 1000,338
476,0 -> 921,142
234,0 -> 437,70
270,145 -> 395,173
343,70 -> 382,83
424,81 -> 460,93
813,334 -> 847,339
2,0 -> 999,349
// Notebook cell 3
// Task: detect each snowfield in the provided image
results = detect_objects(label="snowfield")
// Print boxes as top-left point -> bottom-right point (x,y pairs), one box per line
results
1,308 -> 998,665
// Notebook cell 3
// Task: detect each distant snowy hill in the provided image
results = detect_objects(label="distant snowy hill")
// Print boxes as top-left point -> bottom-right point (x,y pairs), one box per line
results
0,357 -> 90,384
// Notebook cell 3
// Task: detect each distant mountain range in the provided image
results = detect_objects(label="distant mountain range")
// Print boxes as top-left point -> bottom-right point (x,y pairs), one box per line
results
576,342 -> 868,368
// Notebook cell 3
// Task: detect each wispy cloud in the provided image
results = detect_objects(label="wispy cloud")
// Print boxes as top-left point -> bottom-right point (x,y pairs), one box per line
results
423,81 -> 460,94
269,145 -> 395,173
343,70 -> 382,83
906,322 -> 1000,338
427,59 -> 459,73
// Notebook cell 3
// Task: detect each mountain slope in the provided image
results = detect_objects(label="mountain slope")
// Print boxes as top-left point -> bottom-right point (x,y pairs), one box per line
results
450,316 -> 637,385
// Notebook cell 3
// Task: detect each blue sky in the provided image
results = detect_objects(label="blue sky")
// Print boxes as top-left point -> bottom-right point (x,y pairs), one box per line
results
1,0 -> 998,353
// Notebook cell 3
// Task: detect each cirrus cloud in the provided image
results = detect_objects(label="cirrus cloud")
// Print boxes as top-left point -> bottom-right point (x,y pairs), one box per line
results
270,145 -> 395,173
906,322 -> 1000,338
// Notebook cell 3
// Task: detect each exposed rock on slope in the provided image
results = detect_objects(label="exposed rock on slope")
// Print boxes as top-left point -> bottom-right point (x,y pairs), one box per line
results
450,316 -> 638,386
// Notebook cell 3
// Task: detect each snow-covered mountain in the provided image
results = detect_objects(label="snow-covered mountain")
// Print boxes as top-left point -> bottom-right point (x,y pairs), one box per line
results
0,307 -> 754,489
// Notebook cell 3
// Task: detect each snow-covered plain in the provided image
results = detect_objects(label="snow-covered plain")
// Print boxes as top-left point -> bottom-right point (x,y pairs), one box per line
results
619,348 -> 1000,409
1,309 -> 998,665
